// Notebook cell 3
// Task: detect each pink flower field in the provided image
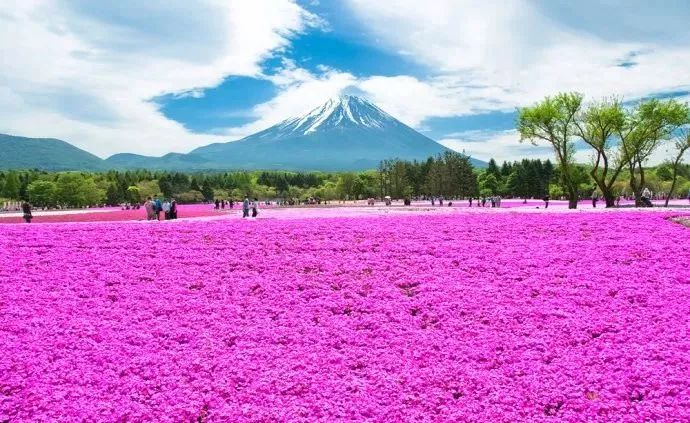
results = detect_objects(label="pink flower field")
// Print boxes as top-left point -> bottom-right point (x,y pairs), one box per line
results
0,204 -> 223,224
1,211 -> 690,421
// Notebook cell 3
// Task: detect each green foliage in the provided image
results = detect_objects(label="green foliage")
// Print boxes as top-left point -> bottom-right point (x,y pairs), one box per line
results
520,92 -> 690,207
2,171 -> 20,199
135,180 -> 161,200
175,190 -> 204,203
126,186 -> 141,203
655,163 -> 674,181
200,179 -> 215,202
621,98 -> 690,204
518,92 -> 583,208
55,173 -> 104,207
27,180 -> 58,207
378,152 -> 477,199
478,173 -> 499,195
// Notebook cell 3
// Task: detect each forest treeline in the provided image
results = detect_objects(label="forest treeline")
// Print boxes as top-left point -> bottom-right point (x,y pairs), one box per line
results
1,149 -> 689,208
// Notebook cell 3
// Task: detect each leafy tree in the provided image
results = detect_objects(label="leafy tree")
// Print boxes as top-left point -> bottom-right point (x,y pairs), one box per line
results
27,180 -> 58,207
486,158 -> 501,180
336,173 -> 357,199
573,97 -> 626,207
620,98 -> 690,205
200,179 -> 214,202
126,186 -> 141,204
55,173 -> 104,207
518,92 -> 583,208
479,173 -> 499,195
655,164 -> 674,181
106,183 -> 124,205
2,171 -> 20,199
158,175 -> 174,198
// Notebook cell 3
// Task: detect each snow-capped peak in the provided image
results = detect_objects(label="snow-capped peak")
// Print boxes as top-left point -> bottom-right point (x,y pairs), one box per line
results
273,95 -> 397,137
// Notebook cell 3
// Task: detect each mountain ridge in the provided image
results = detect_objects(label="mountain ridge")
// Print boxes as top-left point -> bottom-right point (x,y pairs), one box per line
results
0,133 -> 105,171
184,95 -> 485,170
1,96 -> 486,171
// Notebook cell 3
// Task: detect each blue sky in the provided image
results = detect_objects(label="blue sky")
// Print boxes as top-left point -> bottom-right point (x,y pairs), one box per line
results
1,1 -> 690,162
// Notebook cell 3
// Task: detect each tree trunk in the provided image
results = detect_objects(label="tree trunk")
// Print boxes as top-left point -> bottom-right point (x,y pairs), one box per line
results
567,187 -> 578,209
665,151 -> 686,207
595,180 -> 616,208
665,168 -> 679,207
604,192 -> 616,208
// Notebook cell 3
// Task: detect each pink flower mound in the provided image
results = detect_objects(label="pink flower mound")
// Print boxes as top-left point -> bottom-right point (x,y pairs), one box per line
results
1,212 -> 689,421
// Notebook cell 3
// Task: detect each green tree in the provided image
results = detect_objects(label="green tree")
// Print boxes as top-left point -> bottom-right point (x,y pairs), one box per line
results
126,186 -> 141,204
56,173 -> 104,207
486,158 -> 501,180
574,97 -> 626,207
27,180 -> 58,207
478,173 -> 499,195
620,98 -> 690,205
200,179 -> 214,202
336,173 -> 357,200
2,171 -> 20,199
518,92 -> 583,208
158,175 -> 174,198
106,183 -> 124,205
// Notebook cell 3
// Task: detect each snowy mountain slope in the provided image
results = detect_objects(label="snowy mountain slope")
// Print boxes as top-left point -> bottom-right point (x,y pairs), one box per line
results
264,95 -> 395,137
188,95 -> 485,170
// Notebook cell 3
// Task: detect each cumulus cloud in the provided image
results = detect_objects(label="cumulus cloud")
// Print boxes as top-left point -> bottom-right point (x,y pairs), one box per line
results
345,0 -> 690,123
439,130 -> 554,163
0,0 -> 320,157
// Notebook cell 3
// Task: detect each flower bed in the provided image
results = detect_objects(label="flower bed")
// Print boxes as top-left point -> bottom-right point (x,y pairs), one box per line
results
0,204 -> 223,224
1,211 -> 689,421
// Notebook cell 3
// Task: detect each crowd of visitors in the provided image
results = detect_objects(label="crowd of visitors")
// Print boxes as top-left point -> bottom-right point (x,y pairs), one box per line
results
467,196 -> 502,208
143,196 -> 177,221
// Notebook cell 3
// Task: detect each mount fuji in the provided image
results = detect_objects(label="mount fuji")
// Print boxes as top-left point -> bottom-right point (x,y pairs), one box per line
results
106,95 -> 485,171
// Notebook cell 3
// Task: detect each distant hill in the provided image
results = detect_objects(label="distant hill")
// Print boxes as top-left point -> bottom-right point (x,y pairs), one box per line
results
105,152 -> 212,170
0,133 -> 105,171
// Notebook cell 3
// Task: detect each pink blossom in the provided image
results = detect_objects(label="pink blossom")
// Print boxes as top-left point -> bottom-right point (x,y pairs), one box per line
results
1,211 -> 689,421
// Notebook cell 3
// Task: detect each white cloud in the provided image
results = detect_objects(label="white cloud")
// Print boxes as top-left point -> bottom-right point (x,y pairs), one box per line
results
439,130 -> 554,163
345,0 -> 690,123
0,0 -> 319,157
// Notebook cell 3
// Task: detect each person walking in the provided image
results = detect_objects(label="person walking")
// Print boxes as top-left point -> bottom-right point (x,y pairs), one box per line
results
469,197 -> 473,207
251,198 -> 259,218
153,196 -> 162,220
242,197 -> 250,218
21,201 -> 32,223
162,199 -> 171,220
170,199 -> 178,219
591,191 -> 598,208
144,197 -> 155,220
543,194 -> 550,209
